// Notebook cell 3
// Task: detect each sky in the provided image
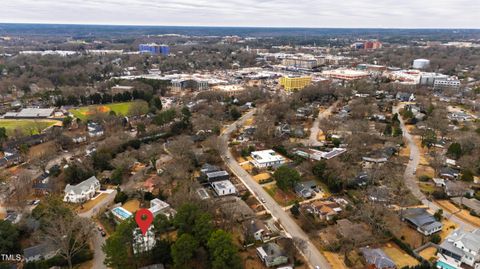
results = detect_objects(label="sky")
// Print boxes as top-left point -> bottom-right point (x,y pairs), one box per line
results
1,0 -> 480,28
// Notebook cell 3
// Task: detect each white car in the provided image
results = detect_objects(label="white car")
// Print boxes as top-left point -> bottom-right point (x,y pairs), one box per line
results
260,197 -> 266,203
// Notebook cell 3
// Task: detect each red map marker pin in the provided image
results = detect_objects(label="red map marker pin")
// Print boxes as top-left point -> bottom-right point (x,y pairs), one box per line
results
135,208 -> 154,235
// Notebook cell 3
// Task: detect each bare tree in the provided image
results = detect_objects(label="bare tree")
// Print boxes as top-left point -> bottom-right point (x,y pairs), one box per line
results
7,170 -> 33,211
41,213 -> 94,269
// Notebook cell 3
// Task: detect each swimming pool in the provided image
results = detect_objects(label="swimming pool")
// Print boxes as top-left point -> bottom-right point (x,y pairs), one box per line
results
112,207 -> 133,220
436,260 -> 458,269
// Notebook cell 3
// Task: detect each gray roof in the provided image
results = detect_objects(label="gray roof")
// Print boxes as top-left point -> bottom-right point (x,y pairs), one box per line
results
64,176 -> 99,195
360,247 -> 396,269
402,208 -> 442,231
206,170 -> 229,179
441,229 -> 480,260
23,243 -> 57,259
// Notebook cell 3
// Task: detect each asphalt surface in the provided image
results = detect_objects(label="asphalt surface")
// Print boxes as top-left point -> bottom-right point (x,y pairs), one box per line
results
220,109 -> 331,269
393,104 -> 476,230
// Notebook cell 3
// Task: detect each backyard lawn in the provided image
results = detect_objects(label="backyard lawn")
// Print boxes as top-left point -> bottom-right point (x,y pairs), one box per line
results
76,193 -> 108,213
0,119 -> 60,135
69,101 -> 144,120
382,242 -> 419,268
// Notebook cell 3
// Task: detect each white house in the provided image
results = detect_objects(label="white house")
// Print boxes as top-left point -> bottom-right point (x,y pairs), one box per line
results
250,150 -> 286,169
437,228 -> 480,269
63,176 -> 100,203
132,227 -> 156,254
211,180 -> 237,196
87,122 -> 104,137
149,198 -> 176,218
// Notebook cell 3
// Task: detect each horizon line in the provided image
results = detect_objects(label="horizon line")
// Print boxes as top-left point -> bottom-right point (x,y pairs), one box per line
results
1,21 -> 480,30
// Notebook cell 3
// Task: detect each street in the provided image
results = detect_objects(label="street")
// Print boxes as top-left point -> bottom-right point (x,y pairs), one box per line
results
220,108 -> 331,269
393,104 -> 476,230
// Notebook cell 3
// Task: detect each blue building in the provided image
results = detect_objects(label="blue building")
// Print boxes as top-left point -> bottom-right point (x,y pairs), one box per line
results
139,43 -> 170,55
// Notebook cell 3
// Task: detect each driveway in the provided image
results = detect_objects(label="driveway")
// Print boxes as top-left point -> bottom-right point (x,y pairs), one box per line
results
393,104 -> 476,230
303,101 -> 339,147
221,108 -> 331,269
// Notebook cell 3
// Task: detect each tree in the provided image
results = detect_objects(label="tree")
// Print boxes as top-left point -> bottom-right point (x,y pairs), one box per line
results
0,220 -> 20,253
274,166 -> 301,191
153,214 -> 171,235
207,230 -> 242,269
62,116 -> 73,128
171,233 -> 198,269
0,127 -> 7,143
193,213 -> 214,246
290,201 -> 300,218
103,219 -> 136,269
312,161 -> 327,178
173,203 -> 200,235
40,200 -> 94,269
229,107 -> 241,120
447,142 -> 463,160
434,209 -> 443,221
421,129 -> 437,148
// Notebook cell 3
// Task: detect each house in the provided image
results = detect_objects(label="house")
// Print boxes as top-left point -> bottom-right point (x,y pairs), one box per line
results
448,112 -> 474,122
451,197 -> 480,216
349,171 -> 370,188
243,219 -> 271,242
363,147 -> 397,164
149,198 -> 176,218
368,186 -> 391,203
401,208 -> 443,236
304,200 -> 343,221
294,148 -> 346,161
437,228 -> 480,269
133,227 -> 156,254
360,247 -> 396,269
396,92 -> 415,102
200,163 -> 220,174
63,176 -> 100,203
444,180 -> 473,197
439,167 -> 460,180
250,150 -> 286,169
23,243 -> 58,263
294,180 -> 319,199
205,170 -> 229,182
432,178 -> 446,187
256,242 -> 289,267
211,180 -> 237,196
87,122 -> 104,137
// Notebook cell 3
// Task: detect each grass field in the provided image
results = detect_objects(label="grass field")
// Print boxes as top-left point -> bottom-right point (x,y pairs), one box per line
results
0,119 -> 60,136
69,101 -> 141,121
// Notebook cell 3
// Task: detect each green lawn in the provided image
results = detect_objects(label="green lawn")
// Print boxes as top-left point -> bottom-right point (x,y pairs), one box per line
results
0,119 -> 59,136
68,101 -> 141,121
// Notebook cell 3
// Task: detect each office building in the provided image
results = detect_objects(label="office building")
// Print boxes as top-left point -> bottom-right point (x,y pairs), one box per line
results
139,43 -> 170,55
279,76 -> 312,91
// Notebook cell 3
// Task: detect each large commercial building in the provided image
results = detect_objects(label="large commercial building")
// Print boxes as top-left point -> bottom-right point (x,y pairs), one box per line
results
282,58 -> 319,69
139,43 -> 170,55
322,69 -> 370,81
434,79 -> 461,91
279,76 -> 312,91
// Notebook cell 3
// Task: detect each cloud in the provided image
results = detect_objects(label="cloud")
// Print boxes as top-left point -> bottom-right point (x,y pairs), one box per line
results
1,0 -> 479,28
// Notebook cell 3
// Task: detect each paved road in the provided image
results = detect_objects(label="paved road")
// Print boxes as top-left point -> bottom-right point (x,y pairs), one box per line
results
91,227 -> 108,269
78,190 -> 116,269
393,104 -> 476,230
220,109 -> 331,269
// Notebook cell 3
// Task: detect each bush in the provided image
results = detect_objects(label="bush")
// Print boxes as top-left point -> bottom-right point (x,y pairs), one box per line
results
114,190 -> 128,204
430,234 -> 441,244
419,175 -> 432,182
